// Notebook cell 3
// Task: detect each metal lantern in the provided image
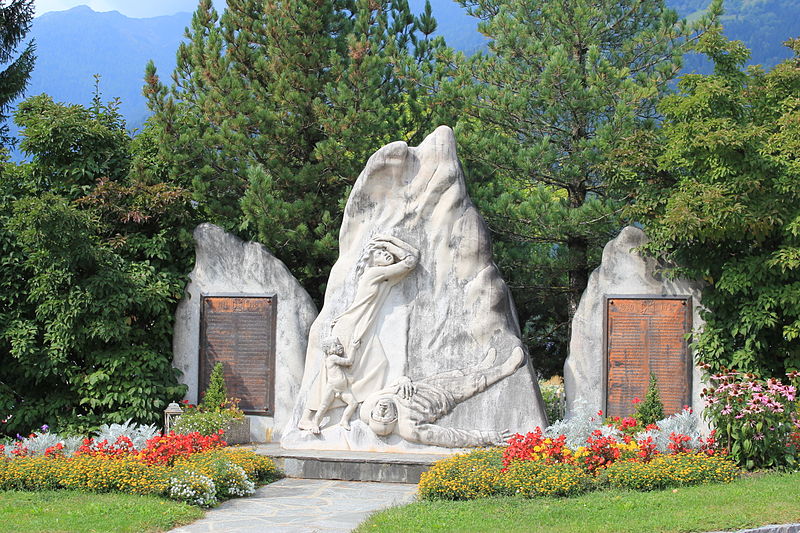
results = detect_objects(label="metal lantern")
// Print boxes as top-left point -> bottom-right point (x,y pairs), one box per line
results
163,402 -> 184,434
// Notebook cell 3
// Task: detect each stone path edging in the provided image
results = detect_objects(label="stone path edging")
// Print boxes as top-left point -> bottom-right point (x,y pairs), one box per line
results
708,525 -> 800,533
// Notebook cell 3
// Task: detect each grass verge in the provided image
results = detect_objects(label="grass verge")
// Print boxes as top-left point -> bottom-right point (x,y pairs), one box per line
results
356,471 -> 800,533
0,490 -> 204,533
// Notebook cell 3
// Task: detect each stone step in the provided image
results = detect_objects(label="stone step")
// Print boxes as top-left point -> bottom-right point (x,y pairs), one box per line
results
252,443 -> 451,484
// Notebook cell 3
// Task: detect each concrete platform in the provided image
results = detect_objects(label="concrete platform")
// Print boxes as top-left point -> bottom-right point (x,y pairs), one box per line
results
251,443 -> 452,483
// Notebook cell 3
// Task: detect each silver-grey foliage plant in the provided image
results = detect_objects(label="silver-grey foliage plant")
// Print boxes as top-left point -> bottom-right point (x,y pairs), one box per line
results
93,419 -> 160,450
544,400 -> 702,452
544,399 -> 604,449
635,408 -> 701,452
4,430 -> 82,458
4,420 -> 159,458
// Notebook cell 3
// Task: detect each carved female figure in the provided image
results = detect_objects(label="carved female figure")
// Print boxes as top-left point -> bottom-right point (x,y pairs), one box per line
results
298,234 -> 419,432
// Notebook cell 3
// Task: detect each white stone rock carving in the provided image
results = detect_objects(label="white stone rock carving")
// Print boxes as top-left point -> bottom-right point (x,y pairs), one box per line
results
172,223 -> 317,442
281,126 -> 548,452
563,226 -> 705,422
298,235 -> 419,433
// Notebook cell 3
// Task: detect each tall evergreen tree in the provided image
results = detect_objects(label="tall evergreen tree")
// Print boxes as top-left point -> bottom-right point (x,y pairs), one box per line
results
0,0 -> 35,146
144,0 -> 446,303
425,0 -> 720,373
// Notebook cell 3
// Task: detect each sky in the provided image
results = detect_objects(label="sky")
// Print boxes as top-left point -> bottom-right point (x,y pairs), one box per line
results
34,0 -> 224,18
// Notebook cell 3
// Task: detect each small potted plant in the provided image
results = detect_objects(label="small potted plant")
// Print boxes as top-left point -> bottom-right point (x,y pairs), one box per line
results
173,362 -> 250,444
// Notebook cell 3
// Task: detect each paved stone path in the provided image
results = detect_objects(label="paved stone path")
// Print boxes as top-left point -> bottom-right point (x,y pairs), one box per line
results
169,478 -> 417,533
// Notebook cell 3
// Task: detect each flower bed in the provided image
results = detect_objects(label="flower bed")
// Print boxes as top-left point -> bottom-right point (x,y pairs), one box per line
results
419,407 -> 741,501
0,422 -> 280,507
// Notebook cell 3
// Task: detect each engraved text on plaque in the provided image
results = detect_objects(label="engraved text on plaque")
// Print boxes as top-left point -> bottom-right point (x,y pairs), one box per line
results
605,297 -> 691,418
200,295 -> 276,415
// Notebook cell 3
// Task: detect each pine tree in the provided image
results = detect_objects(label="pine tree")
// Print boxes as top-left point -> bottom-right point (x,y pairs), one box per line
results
636,372 -> 665,426
430,0 -> 720,371
144,0 -> 447,303
201,362 -> 228,412
0,0 -> 35,146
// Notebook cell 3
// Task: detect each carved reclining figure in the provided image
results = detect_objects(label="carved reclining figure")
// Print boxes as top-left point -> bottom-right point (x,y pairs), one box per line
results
358,346 -> 524,447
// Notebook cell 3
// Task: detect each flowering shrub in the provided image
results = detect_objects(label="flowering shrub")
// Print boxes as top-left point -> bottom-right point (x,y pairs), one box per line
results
181,448 -> 281,484
172,401 -> 244,437
502,428 -> 572,469
0,457 -> 64,491
702,368 -> 799,469
419,398 -> 739,502
579,430 -> 627,474
59,455 -> 170,495
172,367 -> 245,438
418,448 -> 505,500
0,423 -> 280,507
169,471 -> 218,507
502,460 -> 592,498
0,447 -> 278,504
138,431 -> 226,466
602,453 -> 739,491
75,435 -> 137,458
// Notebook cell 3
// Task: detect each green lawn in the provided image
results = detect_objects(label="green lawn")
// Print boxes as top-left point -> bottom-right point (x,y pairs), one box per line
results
0,490 -> 204,533
357,471 -> 800,533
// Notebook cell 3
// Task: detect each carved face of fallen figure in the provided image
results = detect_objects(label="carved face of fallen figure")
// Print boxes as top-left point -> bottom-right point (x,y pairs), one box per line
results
368,398 -> 398,436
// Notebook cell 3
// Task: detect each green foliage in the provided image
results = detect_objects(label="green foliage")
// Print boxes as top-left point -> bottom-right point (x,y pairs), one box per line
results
502,460 -> 593,498
636,373 -> 665,426
538,378 -> 565,423
601,453 -> 739,491
611,34 -> 800,375
417,0 -> 721,375
0,92 -> 194,437
175,362 -> 244,436
171,409 -> 241,437
0,0 -> 35,146
201,363 -> 227,412
144,0 -> 449,304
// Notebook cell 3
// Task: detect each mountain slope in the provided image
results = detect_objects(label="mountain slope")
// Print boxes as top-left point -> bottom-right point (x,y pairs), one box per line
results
26,6 -> 187,129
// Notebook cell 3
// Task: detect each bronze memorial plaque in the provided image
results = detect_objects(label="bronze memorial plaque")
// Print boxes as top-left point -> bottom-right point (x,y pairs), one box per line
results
200,295 -> 276,416
605,297 -> 692,419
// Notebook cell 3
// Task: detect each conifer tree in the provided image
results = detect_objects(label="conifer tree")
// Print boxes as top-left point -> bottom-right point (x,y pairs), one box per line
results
144,0 -> 446,302
0,0 -> 35,146
636,372 -> 664,426
429,0 -> 720,370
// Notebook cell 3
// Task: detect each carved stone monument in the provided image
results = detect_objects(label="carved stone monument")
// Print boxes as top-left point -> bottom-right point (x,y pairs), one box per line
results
281,126 -> 548,452
563,226 -> 705,420
173,223 -> 318,442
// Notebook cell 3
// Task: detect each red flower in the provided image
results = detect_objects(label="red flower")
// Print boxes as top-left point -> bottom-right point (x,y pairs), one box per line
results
632,397 -> 641,404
